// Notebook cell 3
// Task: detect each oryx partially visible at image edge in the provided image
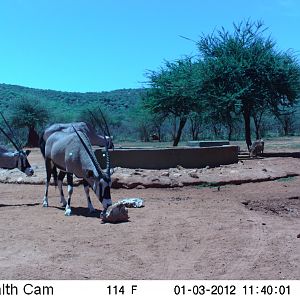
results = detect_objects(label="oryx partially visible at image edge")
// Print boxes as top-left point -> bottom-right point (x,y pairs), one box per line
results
0,112 -> 34,176
40,125 -> 113,217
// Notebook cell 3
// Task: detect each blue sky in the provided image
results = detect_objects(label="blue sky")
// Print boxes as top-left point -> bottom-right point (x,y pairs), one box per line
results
0,0 -> 300,92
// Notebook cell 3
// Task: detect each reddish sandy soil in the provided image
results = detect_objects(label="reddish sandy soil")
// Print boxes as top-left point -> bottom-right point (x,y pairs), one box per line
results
0,147 -> 300,280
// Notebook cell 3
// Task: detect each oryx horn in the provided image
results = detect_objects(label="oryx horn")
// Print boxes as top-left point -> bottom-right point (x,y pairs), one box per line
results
97,108 -> 113,176
0,126 -> 21,151
98,107 -> 112,138
71,126 -> 104,178
88,109 -> 112,177
0,112 -> 21,151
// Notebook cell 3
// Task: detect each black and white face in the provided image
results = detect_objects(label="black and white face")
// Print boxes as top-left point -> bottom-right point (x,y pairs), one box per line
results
86,169 -> 112,210
15,150 -> 34,176
95,177 -> 112,210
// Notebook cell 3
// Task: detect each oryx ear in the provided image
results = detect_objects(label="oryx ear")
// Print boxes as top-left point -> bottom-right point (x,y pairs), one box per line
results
25,150 -> 31,156
85,169 -> 94,178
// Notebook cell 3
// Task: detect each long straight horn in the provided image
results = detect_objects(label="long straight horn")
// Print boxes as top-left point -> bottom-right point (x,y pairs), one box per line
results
88,110 -> 112,176
88,109 -> 107,137
97,108 -> 113,177
71,126 -> 104,178
98,108 -> 111,138
0,112 -> 21,151
0,126 -> 21,151
88,108 -> 112,177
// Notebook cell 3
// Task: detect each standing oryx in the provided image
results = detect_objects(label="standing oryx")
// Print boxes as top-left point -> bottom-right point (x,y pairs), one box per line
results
0,113 -> 34,176
40,125 -> 113,217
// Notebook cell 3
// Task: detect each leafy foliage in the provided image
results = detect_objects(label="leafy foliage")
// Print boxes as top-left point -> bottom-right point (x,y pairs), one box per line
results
197,20 -> 300,147
9,97 -> 49,129
7,97 -> 50,146
0,83 -> 145,142
145,57 -> 204,145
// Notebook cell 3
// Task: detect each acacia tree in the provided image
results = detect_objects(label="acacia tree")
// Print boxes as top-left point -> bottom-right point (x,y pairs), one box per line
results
273,106 -> 296,136
145,57 -> 202,146
198,20 -> 300,148
188,111 -> 204,140
9,97 -> 49,147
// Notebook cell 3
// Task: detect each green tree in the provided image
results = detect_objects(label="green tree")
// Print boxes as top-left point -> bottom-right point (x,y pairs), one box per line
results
9,97 -> 50,147
273,106 -> 297,136
145,57 -> 202,146
132,104 -> 165,142
188,111 -> 207,141
198,20 -> 300,148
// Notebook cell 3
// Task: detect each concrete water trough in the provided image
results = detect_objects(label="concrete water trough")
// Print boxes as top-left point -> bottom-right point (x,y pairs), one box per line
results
95,145 -> 239,170
187,140 -> 230,147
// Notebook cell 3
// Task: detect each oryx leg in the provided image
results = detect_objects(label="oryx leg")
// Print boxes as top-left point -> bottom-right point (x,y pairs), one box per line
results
83,180 -> 95,213
57,171 -> 67,207
52,165 -> 58,187
42,158 -> 52,207
64,173 -> 73,216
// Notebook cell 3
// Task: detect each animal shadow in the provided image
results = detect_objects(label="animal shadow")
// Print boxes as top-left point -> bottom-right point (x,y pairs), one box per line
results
56,206 -> 101,218
0,203 -> 40,208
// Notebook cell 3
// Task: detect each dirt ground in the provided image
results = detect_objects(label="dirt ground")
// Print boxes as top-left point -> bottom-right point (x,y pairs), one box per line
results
0,146 -> 300,279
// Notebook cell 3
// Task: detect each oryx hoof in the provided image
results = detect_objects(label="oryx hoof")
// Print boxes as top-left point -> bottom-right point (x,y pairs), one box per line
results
64,208 -> 72,216
42,198 -> 48,207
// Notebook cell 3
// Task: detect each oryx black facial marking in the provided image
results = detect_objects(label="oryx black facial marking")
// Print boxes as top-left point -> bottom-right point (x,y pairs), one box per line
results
16,150 -> 34,176
0,149 -> 33,176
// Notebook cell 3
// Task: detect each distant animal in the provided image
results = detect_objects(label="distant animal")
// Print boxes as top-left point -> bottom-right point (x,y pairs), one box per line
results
0,146 -> 33,176
40,126 -> 113,217
0,113 -> 34,176
249,139 -> 264,157
41,122 -> 114,149
151,133 -> 159,141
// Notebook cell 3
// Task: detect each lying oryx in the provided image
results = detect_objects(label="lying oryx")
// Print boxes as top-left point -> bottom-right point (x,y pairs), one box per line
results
41,127 -> 112,216
0,146 -> 33,176
0,113 -> 34,176
41,121 -> 114,149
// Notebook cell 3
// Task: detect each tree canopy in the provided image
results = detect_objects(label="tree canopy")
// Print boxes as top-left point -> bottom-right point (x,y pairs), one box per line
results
197,20 -> 300,147
145,57 -> 203,145
144,20 -> 300,146
9,97 -> 50,146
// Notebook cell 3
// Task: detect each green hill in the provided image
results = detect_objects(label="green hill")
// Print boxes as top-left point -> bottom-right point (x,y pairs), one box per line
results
0,83 -> 148,143
0,83 -> 145,122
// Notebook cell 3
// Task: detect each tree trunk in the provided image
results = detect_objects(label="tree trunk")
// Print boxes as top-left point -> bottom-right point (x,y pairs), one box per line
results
255,126 -> 260,140
253,113 -> 263,140
227,123 -> 232,141
171,116 -> 177,140
213,125 -> 219,138
155,125 -> 162,142
173,117 -> 187,146
189,116 -> 200,141
27,126 -> 39,147
243,109 -> 252,150
192,129 -> 199,141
